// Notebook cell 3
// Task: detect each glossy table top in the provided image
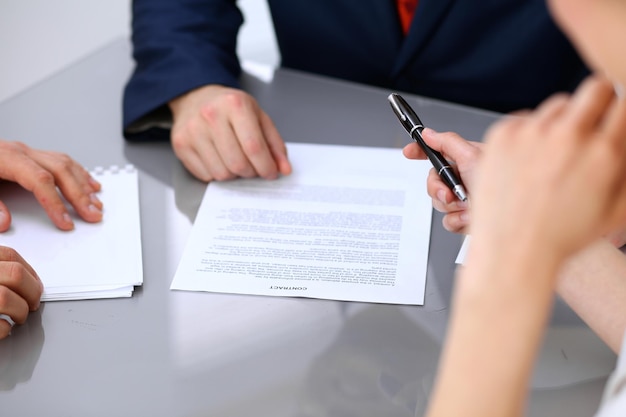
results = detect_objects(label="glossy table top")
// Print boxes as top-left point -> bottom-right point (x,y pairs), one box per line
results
0,38 -> 616,417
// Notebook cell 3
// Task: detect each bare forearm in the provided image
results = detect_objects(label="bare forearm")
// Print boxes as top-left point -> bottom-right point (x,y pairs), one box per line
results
557,239 -> 626,353
426,246 -> 560,417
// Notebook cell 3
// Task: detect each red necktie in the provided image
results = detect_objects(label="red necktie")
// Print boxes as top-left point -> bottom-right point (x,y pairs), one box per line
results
396,0 -> 418,35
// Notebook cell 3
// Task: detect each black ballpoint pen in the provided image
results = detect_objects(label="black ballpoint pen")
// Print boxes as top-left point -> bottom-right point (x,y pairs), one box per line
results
388,93 -> 468,202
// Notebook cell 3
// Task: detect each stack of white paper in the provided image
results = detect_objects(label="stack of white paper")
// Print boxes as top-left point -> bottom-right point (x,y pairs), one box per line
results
0,165 -> 143,301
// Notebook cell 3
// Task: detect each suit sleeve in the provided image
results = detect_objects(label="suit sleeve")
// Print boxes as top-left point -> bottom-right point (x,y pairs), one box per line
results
122,0 -> 244,140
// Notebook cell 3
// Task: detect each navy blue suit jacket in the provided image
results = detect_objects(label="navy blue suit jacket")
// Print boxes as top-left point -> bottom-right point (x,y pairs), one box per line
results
123,0 -> 588,140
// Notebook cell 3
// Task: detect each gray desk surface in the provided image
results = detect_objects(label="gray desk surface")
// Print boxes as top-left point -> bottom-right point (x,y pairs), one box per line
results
0,39 -> 616,417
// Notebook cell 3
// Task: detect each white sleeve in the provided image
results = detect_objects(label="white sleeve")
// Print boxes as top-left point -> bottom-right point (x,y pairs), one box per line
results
594,331 -> 626,417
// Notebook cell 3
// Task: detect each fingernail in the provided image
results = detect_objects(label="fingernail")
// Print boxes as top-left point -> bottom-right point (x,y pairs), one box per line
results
422,127 -> 437,136
88,177 -> 101,189
460,212 -> 470,223
436,189 -> 447,204
88,204 -> 102,214
63,213 -> 74,228
456,200 -> 468,209
89,194 -> 103,212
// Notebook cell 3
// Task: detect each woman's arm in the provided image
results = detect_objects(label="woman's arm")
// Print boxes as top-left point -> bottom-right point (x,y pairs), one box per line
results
425,76 -> 626,416
557,240 -> 626,354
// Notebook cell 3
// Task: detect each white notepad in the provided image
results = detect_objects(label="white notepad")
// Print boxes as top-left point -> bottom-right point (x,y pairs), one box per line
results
0,165 -> 143,301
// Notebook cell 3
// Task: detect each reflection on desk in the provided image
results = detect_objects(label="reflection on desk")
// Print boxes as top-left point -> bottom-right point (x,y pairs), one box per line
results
171,294 -> 438,417
0,308 -> 44,391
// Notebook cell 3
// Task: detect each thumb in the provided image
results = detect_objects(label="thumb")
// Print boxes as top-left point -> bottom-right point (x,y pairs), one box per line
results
421,128 -> 477,166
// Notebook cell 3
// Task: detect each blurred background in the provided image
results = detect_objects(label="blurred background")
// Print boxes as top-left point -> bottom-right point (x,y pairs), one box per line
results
0,0 -> 279,102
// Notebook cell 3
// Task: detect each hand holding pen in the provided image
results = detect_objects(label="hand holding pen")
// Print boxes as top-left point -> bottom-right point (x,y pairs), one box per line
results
388,93 -> 468,202
405,129 -> 481,233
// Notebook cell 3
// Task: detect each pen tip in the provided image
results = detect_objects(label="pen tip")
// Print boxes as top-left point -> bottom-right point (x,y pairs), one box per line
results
454,185 -> 468,203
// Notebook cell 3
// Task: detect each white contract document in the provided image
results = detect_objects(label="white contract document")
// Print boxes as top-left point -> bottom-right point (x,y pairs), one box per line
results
171,143 -> 433,305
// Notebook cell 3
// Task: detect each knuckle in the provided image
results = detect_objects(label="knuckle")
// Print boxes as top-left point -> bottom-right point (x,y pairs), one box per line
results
56,153 -> 74,169
432,199 -> 447,213
5,261 -> 26,288
170,130 -> 188,152
48,153 -> 75,176
0,246 -> 19,262
222,91 -> 246,110
426,183 -> 439,200
228,160 -> 253,177
427,167 -> 439,180
443,215 -> 462,233
3,141 -> 28,153
240,136 -> 264,157
185,118 -> 203,136
33,169 -> 55,186
0,286 -> 10,308
200,103 -> 220,124
170,124 -> 198,153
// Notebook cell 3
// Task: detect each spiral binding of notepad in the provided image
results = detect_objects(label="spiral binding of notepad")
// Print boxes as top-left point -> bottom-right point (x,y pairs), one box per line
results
91,164 -> 136,176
